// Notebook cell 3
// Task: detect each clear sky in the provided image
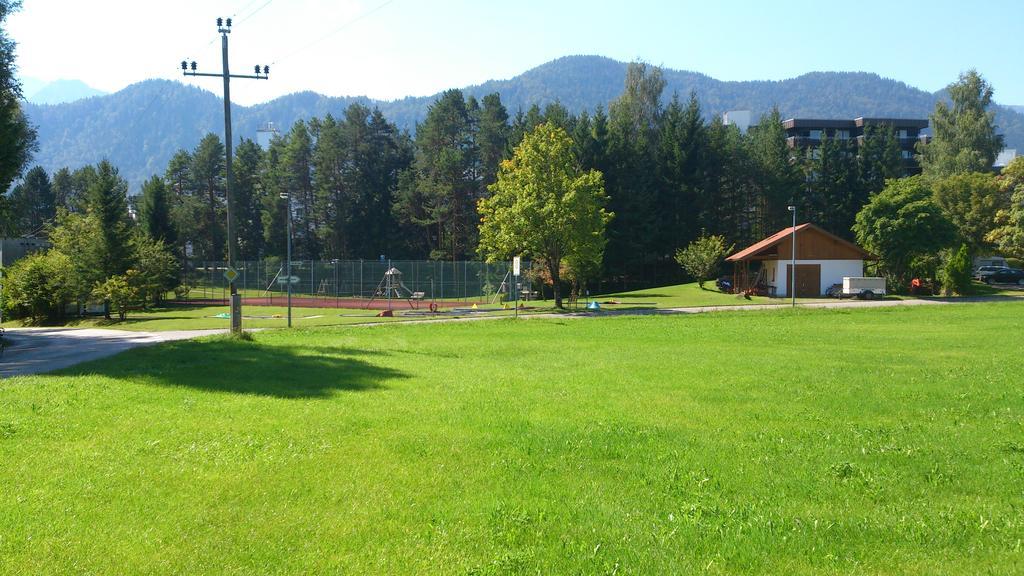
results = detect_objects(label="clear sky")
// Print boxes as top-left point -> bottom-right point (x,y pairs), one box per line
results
9,0 -> 1024,106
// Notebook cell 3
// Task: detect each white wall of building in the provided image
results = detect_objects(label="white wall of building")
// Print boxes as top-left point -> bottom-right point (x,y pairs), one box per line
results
723,110 -> 752,134
764,259 -> 864,297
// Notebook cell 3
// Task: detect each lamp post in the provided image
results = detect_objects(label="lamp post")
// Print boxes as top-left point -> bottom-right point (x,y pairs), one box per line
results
788,205 -> 797,307
280,192 -> 293,328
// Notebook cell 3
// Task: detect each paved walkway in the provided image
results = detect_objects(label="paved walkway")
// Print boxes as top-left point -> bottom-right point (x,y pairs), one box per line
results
0,328 -> 225,378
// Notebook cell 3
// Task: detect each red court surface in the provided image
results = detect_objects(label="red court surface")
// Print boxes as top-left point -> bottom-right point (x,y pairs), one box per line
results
173,296 -> 490,310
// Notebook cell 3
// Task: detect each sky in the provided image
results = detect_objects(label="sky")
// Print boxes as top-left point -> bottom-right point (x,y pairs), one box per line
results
8,0 -> 1024,106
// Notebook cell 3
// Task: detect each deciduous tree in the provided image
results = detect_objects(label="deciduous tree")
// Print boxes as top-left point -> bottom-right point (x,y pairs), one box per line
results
478,123 -> 612,308
919,70 -> 1005,177
674,234 -> 731,289
853,176 -> 956,288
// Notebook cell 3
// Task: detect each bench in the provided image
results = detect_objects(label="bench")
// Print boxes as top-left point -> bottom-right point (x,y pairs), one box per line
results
410,291 -> 425,300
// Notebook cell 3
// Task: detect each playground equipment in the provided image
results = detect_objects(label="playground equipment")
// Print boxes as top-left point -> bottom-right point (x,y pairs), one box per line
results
366,267 -> 420,311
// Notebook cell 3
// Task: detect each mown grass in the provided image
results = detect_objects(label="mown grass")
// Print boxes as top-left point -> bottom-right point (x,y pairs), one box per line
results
0,303 -> 525,332
2,303 -> 1024,574
596,281 -> 818,308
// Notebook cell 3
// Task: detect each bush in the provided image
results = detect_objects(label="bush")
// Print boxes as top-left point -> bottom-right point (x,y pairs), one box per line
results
132,237 -> 179,305
939,244 -> 973,296
173,284 -> 192,300
1007,258 -> 1024,269
674,234 -> 732,289
91,274 -> 139,321
2,250 -> 79,322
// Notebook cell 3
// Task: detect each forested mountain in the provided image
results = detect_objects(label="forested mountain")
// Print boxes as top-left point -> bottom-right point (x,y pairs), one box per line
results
22,55 -> 1024,191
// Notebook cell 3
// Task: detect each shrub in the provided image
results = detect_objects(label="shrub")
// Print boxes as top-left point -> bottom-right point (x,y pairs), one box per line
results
674,234 -> 732,289
939,244 -> 973,296
91,274 -> 139,321
2,250 -> 79,322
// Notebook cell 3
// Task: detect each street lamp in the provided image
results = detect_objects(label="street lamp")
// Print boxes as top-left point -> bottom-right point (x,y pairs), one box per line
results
788,205 -> 797,307
280,192 -> 293,327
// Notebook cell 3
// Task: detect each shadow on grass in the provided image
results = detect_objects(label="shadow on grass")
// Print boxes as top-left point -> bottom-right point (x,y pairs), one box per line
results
60,337 -> 407,399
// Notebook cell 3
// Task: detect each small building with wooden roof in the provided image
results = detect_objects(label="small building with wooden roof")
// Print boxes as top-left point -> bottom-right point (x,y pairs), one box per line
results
725,224 -> 876,297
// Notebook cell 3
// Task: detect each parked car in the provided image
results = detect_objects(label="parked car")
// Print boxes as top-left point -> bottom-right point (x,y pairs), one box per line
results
979,267 -> 1024,285
975,265 -> 1011,281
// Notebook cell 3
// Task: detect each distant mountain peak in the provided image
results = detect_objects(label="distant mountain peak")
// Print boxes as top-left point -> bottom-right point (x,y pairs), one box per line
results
28,79 -> 107,105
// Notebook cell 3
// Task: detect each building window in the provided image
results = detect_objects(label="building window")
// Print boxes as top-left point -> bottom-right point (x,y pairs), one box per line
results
837,130 -> 849,139
901,150 -> 913,159
898,129 -> 909,138
808,129 -> 822,139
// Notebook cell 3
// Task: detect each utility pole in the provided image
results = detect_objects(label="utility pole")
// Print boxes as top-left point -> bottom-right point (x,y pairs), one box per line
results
788,205 -> 797,307
181,17 -> 270,333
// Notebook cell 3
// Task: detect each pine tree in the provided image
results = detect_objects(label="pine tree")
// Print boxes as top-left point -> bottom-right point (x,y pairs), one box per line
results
857,123 -> 902,194
747,107 -> 802,236
282,120 -> 317,259
605,62 -> 666,280
476,93 -> 509,190
804,133 -> 857,237
86,160 -> 133,279
139,175 -> 176,246
401,89 -> 477,260
260,136 -> 289,258
8,165 -> 53,235
658,92 -> 709,254
233,138 -> 265,259
189,134 -> 226,261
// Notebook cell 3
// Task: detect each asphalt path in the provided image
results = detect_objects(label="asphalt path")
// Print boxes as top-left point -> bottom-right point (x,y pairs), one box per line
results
0,328 -> 225,378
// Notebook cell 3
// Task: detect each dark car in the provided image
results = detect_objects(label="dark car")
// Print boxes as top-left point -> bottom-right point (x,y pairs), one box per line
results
979,267 -> 1024,285
974,265 -> 1010,281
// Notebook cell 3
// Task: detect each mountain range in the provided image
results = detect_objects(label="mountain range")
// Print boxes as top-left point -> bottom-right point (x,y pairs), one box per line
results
21,55 -> 1024,192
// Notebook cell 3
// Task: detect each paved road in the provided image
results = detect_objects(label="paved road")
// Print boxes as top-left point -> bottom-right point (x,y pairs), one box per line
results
0,328 -> 225,378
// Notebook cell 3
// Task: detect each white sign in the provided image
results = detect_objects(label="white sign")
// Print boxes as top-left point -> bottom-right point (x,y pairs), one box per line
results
513,256 -> 521,276
223,267 -> 239,283
276,275 -> 301,285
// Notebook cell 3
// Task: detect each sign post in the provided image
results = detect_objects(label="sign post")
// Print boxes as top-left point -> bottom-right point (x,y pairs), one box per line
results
513,256 -> 521,319
224,267 -> 241,332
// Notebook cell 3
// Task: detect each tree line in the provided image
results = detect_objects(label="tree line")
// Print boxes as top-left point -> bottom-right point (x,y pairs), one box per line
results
5,63 -> 915,284
4,57 -> 1022,316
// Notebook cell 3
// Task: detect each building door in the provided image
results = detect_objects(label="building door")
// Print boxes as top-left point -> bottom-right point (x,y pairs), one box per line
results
786,264 -> 821,297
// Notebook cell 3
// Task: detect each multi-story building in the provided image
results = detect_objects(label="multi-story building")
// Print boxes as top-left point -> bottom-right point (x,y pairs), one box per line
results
782,117 -> 929,174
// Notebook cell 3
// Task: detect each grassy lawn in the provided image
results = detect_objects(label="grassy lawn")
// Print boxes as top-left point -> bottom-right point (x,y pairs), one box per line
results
0,303 -> 532,332
3,302 -> 1024,573
595,281 -> 824,309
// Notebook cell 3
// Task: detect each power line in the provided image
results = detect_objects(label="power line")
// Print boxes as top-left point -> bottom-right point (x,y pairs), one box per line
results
235,0 -> 275,24
230,0 -> 263,19
271,0 -> 398,66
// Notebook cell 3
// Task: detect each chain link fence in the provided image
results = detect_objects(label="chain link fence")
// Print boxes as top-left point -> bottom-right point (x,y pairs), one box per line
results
181,259 -> 533,305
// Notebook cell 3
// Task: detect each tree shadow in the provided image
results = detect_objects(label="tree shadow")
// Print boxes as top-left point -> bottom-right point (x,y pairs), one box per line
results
57,338 -> 407,399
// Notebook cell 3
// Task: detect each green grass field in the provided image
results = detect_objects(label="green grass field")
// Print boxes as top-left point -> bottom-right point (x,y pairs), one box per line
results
597,281 -> 793,308
3,302 -> 1024,573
